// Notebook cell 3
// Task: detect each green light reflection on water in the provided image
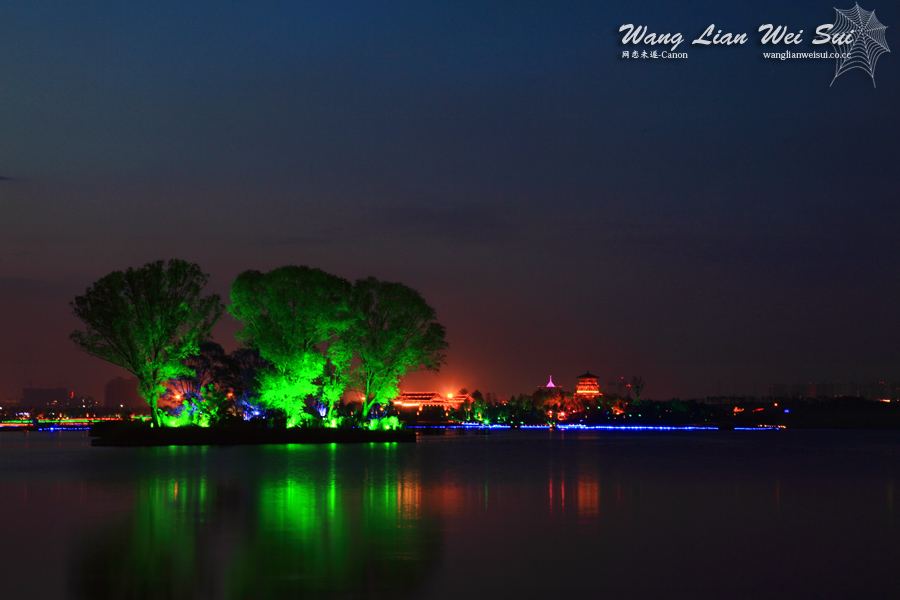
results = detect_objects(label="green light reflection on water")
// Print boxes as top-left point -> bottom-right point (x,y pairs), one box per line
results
72,442 -> 439,600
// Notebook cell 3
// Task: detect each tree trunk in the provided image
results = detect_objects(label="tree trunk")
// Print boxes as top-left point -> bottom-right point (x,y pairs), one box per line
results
139,379 -> 161,427
362,392 -> 378,425
150,395 -> 160,427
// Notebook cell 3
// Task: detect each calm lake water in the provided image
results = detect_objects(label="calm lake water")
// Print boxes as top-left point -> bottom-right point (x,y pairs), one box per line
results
1,429 -> 899,599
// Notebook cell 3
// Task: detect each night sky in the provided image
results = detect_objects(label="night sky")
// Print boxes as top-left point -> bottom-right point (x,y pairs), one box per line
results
1,0 -> 897,402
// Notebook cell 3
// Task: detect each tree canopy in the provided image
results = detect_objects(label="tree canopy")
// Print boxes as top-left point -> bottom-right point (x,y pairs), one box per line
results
229,265 -> 354,425
228,268 -> 448,425
346,277 -> 448,419
70,259 -> 224,426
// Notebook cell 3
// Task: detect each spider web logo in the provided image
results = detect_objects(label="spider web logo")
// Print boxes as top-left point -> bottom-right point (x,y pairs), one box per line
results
829,3 -> 890,87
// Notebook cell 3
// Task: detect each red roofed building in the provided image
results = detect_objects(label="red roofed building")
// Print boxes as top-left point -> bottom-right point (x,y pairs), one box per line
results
393,392 -> 466,411
575,371 -> 601,400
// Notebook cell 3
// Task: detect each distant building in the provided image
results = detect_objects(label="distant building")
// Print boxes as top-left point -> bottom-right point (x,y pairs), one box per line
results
393,392 -> 465,411
533,376 -> 567,406
762,380 -> 897,400
790,383 -> 807,398
46,392 -> 99,410
104,376 -> 143,409
22,387 -> 69,407
767,383 -> 789,399
575,372 -> 601,400
833,381 -> 856,398
816,381 -> 835,398
860,381 -> 890,402
891,383 -> 900,402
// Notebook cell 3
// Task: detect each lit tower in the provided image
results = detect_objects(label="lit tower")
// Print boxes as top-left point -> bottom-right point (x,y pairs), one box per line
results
575,371 -> 601,400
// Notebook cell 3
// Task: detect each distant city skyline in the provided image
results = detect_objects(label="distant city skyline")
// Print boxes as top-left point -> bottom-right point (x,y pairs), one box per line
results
8,375 -> 900,407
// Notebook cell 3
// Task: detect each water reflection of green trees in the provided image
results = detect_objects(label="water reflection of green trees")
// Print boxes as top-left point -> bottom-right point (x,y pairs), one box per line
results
72,446 -> 440,599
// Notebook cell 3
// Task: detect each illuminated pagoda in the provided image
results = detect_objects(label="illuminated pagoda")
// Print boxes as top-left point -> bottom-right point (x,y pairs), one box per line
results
575,371 -> 601,400
533,376 -> 566,406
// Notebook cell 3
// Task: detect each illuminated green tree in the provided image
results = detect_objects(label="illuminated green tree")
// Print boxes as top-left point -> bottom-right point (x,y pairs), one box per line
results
229,266 -> 353,425
346,277 -> 448,420
70,259 -> 224,427
471,390 -> 487,419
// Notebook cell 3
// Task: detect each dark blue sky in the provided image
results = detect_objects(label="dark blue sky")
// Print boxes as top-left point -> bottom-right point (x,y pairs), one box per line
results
1,0 -> 897,401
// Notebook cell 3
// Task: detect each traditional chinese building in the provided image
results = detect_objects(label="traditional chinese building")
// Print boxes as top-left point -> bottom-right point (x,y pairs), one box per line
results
575,371 -> 601,400
533,376 -> 568,407
393,392 -> 466,411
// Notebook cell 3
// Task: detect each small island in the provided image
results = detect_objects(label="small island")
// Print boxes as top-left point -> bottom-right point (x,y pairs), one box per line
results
68,260 -> 447,446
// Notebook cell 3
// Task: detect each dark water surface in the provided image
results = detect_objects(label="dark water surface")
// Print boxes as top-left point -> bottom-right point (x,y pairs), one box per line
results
2,429 -> 899,599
